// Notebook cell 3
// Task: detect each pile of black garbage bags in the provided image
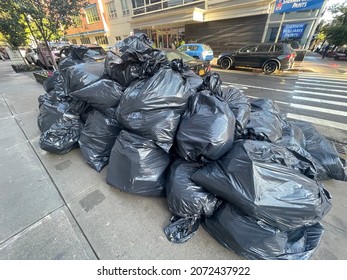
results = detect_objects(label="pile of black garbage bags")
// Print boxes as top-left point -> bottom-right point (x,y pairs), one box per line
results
37,33 -> 347,260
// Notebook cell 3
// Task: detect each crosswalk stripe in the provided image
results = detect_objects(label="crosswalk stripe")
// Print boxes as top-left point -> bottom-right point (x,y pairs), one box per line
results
286,113 -> 347,131
299,78 -> 347,86
289,103 -> 347,116
292,96 -> 347,106
294,89 -> 347,99
296,81 -> 347,89
295,85 -> 347,93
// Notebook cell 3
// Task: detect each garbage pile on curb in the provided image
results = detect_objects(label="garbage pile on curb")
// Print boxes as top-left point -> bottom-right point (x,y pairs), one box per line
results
37,34 -> 347,260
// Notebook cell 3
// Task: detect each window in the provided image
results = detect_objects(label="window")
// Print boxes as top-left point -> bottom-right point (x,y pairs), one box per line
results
81,37 -> 91,44
274,44 -> 284,52
121,0 -> 130,16
115,36 -> 122,41
72,16 -> 82,26
85,4 -> 100,23
239,45 -> 257,53
256,44 -> 271,52
106,1 -> 117,19
71,39 -> 77,44
95,35 -> 109,45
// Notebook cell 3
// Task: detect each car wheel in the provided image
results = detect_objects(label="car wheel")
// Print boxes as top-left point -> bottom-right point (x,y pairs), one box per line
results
263,61 -> 278,74
220,57 -> 233,70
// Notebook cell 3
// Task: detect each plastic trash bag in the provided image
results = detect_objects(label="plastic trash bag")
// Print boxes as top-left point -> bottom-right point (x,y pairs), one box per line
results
175,91 -> 236,162
203,202 -> 325,260
170,58 -> 203,90
116,33 -> 153,53
39,115 -> 83,154
292,120 -> 347,181
245,98 -> 285,142
63,62 -> 105,94
106,130 -> 171,196
70,79 -> 123,118
192,140 -> 332,231
79,110 -> 121,172
198,72 -> 222,94
276,121 -> 326,180
166,158 -> 218,218
163,216 -> 200,244
37,99 -> 69,133
116,66 -> 194,152
58,45 -> 89,72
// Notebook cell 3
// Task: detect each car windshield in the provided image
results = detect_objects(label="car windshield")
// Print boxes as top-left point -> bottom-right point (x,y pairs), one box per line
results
164,49 -> 196,62
202,44 -> 212,51
87,47 -> 107,56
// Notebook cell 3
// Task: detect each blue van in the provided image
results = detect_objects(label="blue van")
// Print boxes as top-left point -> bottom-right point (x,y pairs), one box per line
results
177,43 -> 214,61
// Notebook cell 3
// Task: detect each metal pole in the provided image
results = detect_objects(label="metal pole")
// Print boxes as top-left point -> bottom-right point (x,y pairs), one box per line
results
275,12 -> 285,43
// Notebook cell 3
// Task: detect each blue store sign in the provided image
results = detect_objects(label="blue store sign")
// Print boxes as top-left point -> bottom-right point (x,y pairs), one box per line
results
281,23 -> 307,39
274,0 -> 324,13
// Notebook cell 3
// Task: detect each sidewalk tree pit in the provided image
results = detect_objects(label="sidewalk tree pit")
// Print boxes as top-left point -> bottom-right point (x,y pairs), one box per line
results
36,33 -> 346,260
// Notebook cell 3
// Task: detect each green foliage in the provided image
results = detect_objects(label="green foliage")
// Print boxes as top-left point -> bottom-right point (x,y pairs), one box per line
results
323,1 -> 347,46
0,5 -> 28,48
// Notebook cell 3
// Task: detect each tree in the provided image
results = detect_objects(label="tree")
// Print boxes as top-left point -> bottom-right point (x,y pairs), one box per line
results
0,6 -> 28,49
323,1 -> 347,47
0,0 -> 89,69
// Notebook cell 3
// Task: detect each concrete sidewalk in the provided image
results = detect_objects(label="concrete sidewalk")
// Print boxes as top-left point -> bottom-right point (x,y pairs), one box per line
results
0,59 -> 347,260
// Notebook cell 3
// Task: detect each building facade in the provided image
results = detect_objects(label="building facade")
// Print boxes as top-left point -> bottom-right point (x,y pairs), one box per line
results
64,0 -> 328,54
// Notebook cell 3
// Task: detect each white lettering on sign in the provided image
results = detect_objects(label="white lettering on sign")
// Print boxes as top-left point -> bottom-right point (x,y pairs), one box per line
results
292,2 -> 307,8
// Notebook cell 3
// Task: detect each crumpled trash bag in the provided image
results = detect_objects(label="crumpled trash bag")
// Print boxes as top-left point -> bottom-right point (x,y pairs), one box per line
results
166,158 -> 218,218
198,72 -> 222,94
58,45 -> 90,72
70,79 -> 123,118
37,99 -> 69,133
192,140 -> 332,231
43,71 -> 62,93
276,121 -> 327,180
170,58 -> 203,90
116,33 -> 153,53
116,66 -> 194,152
203,202 -> 325,260
39,115 -> 83,154
245,98 -> 285,142
217,86 -> 251,134
292,120 -> 347,181
79,110 -> 121,172
106,130 -> 171,196
175,91 -> 236,162
63,62 -> 106,94
163,216 -> 200,244
105,48 -> 166,87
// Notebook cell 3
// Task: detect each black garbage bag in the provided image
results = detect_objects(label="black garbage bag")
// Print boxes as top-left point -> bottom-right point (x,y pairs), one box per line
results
276,121 -> 327,180
43,71 -> 62,93
104,51 -> 140,87
39,115 -> 83,155
116,32 -> 153,53
166,158 -> 218,218
106,130 -> 171,196
192,140 -> 332,231
163,216 -> 200,244
116,66 -> 194,152
203,202 -> 325,260
58,45 -> 89,72
198,72 -> 222,94
70,79 -> 123,117
65,96 -> 90,116
79,110 -> 122,172
245,98 -> 285,142
37,99 -> 69,133
63,62 -> 105,94
105,48 -> 166,88
170,58 -> 203,90
292,120 -> 347,181
217,86 -> 251,134
175,91 -> 236,162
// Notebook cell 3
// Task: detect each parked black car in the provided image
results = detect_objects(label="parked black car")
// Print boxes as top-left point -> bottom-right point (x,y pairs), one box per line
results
162,48 -> 211,76
217,43 -> 296,74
